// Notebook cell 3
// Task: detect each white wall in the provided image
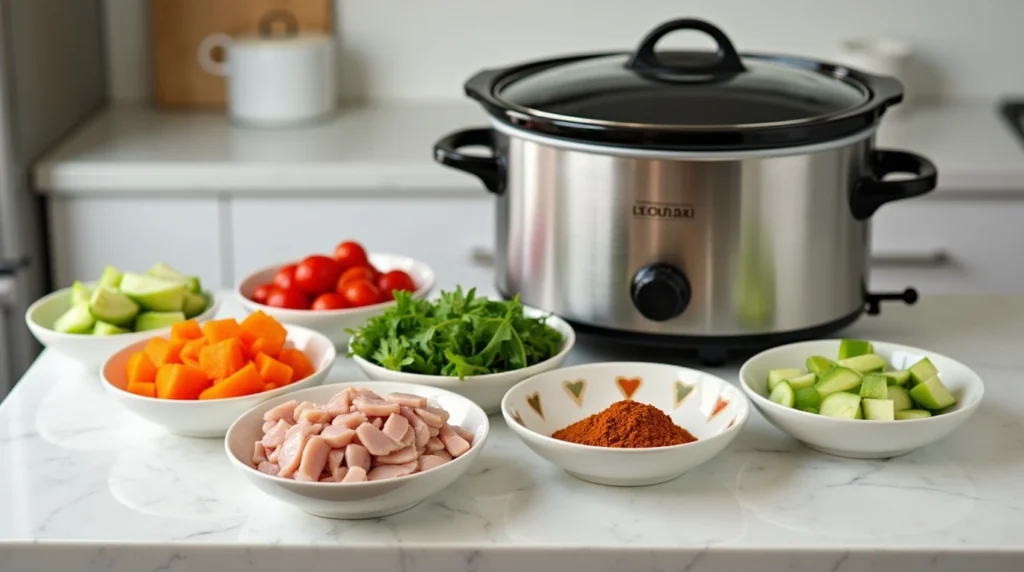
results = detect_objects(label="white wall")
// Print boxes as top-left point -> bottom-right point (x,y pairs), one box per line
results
105,0 -> 1024,102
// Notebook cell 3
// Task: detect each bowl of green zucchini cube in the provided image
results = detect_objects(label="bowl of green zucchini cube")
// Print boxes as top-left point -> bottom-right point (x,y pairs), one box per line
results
25,263 -> 220,369
739,339 -> 983,459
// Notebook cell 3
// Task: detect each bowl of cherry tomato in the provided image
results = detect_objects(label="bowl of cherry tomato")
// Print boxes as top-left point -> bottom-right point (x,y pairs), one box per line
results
235,240 -> 435,348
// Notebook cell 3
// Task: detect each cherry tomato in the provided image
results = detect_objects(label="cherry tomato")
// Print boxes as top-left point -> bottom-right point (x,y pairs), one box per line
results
333,240 -> 369,272
252,282 -> 274,304
377,270 -> 417,301
336,265 -> 377,292
311,292 -> 348,311
273,264 -> 298,290
294,255 -> 340,295
340,279 -> 382,308
265,286 -> 310,310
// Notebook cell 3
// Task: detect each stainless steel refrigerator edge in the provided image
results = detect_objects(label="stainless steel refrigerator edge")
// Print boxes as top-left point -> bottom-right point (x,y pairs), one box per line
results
0,0 -> 106,398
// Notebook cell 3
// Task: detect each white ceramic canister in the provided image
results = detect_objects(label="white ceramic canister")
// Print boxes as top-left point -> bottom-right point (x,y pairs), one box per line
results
198,10 -> 336,127
835,38 -> 913,117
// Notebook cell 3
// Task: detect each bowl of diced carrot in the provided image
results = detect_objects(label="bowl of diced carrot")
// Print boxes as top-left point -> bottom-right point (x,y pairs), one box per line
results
101,311 -> 336,437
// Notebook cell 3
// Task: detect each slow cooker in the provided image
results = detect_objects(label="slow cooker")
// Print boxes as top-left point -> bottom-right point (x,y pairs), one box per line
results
433,17 -> 935,363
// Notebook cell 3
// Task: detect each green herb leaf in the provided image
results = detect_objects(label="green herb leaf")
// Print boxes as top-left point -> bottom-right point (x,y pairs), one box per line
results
346,287 -> 563,379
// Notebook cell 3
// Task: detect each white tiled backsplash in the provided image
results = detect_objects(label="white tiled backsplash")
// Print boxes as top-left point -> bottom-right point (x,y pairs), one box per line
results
106,0 -> 1024,102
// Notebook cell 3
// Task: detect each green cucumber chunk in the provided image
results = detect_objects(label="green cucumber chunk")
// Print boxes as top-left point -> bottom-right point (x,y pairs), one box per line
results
820,392 -> 862,419
767,368 -> 802,392
53,302 -> 95,334
119,272 -> 186,312
89,285 -> 140,326
815,366 -> 863,399
787,372 -> 817,391
859,374 -> 889,400
186,276 -> 202,294
134,311 -> 186,332
895,409 -> 933,420
908,357 -> 939,386
887,385 -> 914,411
794,386 -> 822,410
883,370 -> 911,386
146,262 -> 188,283
806,355 -> 837,377
799,407 -> 820,415
769,381 -> 796,408
909,375 -> 957,410
182,291 -> 208,319
862,398 -> 895,421
92,321 -> 130,335
70,281 -> 92,306
838,339 -> 874,360
839,353 -> 887,374
97,265 -> 123,289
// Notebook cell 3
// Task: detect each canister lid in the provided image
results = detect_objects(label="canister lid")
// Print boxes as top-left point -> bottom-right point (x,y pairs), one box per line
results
465,18 -> 904,151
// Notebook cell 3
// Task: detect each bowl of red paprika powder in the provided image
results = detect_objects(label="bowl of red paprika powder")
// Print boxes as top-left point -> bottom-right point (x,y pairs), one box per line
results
501,362 -> 750,486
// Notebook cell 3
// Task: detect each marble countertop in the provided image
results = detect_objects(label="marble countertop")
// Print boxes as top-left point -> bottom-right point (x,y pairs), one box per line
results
32,99 -> 1024,197
2,294 -> 1024,572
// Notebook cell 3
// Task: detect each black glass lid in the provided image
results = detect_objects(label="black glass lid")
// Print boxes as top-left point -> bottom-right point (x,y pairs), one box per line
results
465,18 -> 904,151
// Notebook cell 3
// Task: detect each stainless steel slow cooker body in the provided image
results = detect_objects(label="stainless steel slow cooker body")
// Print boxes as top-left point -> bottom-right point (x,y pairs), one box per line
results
434,18 -> 936,361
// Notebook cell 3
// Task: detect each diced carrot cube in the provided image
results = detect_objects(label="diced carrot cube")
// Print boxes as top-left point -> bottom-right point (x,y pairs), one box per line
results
180,337 -> 208,365
170,320 -> 203,342
126,381 -> 156,398
155,363 -> 212,400
199,363 -> 264,400
125,352 -> 157,384
240,311 -> 287,357
254,352 -> 293,387
263,382 -> 278,392
198,337 -> 247,380
144,337 -> 181,367
277,348 -> 315,382
202,318 -> 242,345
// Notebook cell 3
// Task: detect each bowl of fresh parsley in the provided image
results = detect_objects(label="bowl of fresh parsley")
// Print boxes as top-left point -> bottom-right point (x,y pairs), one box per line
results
346,287 -> 575,413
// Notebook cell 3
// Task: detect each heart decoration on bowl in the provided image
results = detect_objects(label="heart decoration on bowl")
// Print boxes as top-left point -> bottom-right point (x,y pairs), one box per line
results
526,392 -> 545,419
562,379 -> 586,406
673,380 -> 695,409
616,376 -> 642,400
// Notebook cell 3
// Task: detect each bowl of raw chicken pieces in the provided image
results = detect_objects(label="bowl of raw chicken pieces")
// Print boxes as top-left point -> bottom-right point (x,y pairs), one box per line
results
225,381 -> 489,519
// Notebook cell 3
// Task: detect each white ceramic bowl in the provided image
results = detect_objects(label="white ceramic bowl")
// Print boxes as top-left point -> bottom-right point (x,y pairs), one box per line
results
739,339 -> 984,459
224,381 -> 489,519
101,324 -> 335,437
235,253 -> 435,349
26,286 -> 221,369
350,306 -> 575,414
502,362 -> 749,487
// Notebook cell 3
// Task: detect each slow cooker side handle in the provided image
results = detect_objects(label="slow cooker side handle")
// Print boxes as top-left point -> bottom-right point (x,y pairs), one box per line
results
850,150 -> 938,220
433,128 -> 504,195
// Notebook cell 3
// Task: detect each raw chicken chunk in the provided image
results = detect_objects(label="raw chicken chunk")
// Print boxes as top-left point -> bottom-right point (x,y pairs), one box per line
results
252,442 -> 268,465
326,391 -> 352,416
257,461 -> 280,475
374,445 -> 418,465
400,406 -> 431,449
417,455 -> 448,473
367,461 -> 418,481
425,437 -> 445,453
400,426 -> 415,448
386,392 -> 427,408
452,425 -> 475,443
354,398 -> 401,417
327,449 -> 346,477
260,419 -> 292,449
382,413 -> 410,442
342,466 -> 368,482
414,407 -> 447,428
294,436 -> 331,482
355,422 -> 400,456
345,443 -> 371,472
439,423 -> 471,458
263,400 -> 298,423
319,425 -> 356,448
298,405 -> 331,425
332,411 -> 368,429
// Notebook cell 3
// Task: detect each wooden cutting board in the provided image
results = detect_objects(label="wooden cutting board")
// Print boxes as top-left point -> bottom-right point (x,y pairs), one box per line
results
151,0 -> 332,108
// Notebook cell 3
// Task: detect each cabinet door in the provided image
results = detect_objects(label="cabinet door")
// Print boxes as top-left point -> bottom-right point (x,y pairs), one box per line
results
869,200 -> 1024,295
230,196 -> 497,296
47,196 -> 225,289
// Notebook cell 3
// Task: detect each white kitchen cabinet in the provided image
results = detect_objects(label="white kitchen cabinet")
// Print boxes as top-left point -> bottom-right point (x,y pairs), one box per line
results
47,196 -> 226,289
229,195 -> 497,294
869,199 -> 1024,295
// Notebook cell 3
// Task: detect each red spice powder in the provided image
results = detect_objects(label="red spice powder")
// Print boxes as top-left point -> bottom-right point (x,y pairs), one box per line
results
551,400 -> 697,448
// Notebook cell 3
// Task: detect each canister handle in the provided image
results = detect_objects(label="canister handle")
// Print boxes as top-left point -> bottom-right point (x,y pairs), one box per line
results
626,18 -> 747,76
433,128 -> 505,195
850,149 -> 938,220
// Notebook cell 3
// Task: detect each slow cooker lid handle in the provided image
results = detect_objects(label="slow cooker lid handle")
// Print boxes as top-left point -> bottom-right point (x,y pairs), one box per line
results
625,18 -> 747,77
